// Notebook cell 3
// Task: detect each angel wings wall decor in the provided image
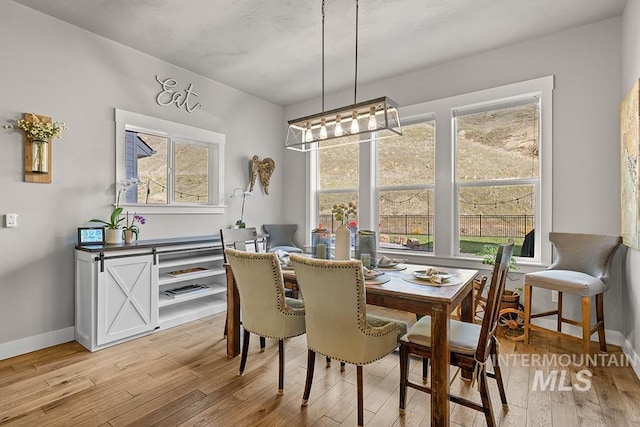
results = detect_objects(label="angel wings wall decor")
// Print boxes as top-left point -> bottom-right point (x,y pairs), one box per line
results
249,155 -> 275,195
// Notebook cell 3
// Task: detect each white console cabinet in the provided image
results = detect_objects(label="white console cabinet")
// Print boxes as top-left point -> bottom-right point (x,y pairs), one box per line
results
75,236 -> 224,351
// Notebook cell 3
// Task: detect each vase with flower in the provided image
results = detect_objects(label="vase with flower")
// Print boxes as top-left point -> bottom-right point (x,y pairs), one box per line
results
331,202 -> 357,260
15,113 -> 67,174
231,187 -> 253,228
89,178 -> 141,244
123,212 -> 146,244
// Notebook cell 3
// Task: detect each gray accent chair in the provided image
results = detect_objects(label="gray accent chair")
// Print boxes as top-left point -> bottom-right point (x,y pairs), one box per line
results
523,232 -> 621,357
263,224 -> 303,253
290,255 -> 406,427
225,249 -> 306,395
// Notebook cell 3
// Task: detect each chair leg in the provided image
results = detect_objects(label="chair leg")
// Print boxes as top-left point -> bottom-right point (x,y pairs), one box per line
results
340,362 -> 346,372
422,358 -> 429,384
557,291 -> 563,332
582,296 -> 591,358
399,344 -> 409,415
357,365 -> 364,427
524,284 -> 532,344
278,339 -> 285,395
478,365 -> 497,427
490,336 -> 508,407
302,349 -> 316,407
596,293 -> 607,352
326,356 -> 331,368
239,329 -> 250,375
260,336 -> 266,352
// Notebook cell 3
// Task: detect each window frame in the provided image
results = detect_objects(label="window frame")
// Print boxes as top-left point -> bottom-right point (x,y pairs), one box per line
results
115,109 -> 225,214
309,76 -> 554,267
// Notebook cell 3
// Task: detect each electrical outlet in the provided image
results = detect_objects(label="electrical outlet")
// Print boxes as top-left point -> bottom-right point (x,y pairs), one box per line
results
551,290 -> 558,303
5,214 -> 18,228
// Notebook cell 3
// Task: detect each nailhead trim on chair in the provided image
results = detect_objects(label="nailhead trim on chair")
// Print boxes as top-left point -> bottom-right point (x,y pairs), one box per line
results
225,250 -> 305,318
290,256 -> 398,339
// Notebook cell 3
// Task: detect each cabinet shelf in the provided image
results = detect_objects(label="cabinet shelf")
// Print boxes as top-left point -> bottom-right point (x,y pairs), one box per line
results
158,266 -> 225,285
158,294 -> 227,330
159,254 -> 224,269
159,283 -> 226,308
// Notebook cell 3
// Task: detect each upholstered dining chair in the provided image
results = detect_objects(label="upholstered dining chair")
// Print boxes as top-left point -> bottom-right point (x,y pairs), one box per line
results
399,243 -> 513,427
523,232 -> 622,356
224,249 -> 305,395
290,255 -> 407,427
262,224 -> 303,253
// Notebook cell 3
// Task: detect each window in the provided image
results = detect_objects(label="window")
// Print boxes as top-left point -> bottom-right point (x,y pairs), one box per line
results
377,120 -> 435,252
455,98 -> 539,258
115,109 -> 225,214
311,76 -> 553,265
316,137 -> 359,232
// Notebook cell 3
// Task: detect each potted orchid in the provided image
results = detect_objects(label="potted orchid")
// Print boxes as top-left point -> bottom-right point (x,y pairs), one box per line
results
122,212 -> 146,243
89,178 -> 141,244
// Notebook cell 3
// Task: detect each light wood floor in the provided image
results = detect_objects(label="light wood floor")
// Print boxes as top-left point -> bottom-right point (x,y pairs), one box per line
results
1,309 -> 639,426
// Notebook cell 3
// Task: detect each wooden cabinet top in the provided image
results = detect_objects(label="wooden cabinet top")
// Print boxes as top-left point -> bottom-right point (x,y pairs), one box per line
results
75,235 -> 221,253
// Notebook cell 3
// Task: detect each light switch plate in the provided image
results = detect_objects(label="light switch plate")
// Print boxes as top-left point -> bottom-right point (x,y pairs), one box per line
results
5,214 -> 18,228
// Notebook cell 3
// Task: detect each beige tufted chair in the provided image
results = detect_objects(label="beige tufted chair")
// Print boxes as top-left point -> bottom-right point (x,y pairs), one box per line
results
523,232 -> 621,356
225,249 -> 305,395
290,255 -> 406,427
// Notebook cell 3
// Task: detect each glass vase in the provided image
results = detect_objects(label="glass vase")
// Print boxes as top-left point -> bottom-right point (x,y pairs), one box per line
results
355,230 -> 377,268
311,228 -> 330,259
32,140 -> 48,173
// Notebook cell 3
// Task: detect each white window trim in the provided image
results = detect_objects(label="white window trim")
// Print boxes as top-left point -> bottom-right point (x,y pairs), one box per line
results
115,109 -> 225,215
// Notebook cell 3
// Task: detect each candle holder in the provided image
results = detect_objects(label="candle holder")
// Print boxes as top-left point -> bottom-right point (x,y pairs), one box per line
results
311,228 -> 331,259
355,230 -> 377,267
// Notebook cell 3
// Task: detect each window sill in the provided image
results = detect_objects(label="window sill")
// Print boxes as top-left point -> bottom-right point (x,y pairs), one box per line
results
116,204 -> 225,215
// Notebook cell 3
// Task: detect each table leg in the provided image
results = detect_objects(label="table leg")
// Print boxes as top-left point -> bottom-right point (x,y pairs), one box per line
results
225,264 -> 240,358
431,304 -> 450,426
460,289 -> 474,381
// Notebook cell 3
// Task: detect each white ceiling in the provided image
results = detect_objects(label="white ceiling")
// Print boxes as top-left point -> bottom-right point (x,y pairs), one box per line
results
13,0 -> 627,106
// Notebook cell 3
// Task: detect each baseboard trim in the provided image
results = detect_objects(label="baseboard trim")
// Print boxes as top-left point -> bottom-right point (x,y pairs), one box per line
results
621,336 -> 640,380
0,327 -> 75,361
532,318 -> 624,347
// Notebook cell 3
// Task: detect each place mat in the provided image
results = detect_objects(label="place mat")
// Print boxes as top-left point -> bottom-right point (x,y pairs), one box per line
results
365,275 -> 391,285
401,273 -> 462,287
374,264 -> 407,271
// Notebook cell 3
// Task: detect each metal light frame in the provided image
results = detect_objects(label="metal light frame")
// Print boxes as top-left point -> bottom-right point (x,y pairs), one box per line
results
285,0 -> 402,152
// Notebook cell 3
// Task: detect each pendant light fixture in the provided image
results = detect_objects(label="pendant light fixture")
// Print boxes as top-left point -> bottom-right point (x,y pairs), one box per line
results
285,0 -> 402,152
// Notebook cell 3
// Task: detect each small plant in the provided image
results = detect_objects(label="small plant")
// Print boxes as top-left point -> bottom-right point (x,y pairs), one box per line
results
89,178 -> 141,230
122,212 -> 146,240
477,244 -> 518,271
331,202 -> 357,226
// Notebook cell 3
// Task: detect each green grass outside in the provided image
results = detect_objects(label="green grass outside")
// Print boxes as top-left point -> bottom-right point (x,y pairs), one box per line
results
384,234 -> 523,256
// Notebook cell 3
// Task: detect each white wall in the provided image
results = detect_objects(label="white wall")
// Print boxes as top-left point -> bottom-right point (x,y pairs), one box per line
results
285,17 -> 624,333
0,2 -> 285,354
621,0 -> 640,369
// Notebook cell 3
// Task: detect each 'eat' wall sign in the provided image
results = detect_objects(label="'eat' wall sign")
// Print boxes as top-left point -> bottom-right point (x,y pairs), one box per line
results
155,75 -> 203,113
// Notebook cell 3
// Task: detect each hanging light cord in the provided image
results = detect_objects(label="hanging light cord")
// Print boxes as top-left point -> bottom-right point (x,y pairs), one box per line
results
321,0 -> 325,112
353,0 -> 359,104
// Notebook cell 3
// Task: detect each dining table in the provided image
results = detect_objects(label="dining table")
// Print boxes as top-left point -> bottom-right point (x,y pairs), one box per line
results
224,260 -> 478,426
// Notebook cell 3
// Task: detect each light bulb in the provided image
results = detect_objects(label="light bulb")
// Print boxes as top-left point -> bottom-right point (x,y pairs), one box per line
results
319,118 -> 327,140
368,106 -> 377,131
350,111 -> 359,134
305,122 -> 313,142
334,115 -> 343,136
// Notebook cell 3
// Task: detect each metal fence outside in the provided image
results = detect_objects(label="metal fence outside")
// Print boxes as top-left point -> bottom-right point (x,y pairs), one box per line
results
319,214 -> 533,239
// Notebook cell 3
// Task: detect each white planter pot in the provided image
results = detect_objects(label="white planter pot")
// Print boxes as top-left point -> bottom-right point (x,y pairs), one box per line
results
105,228 -> 123,245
